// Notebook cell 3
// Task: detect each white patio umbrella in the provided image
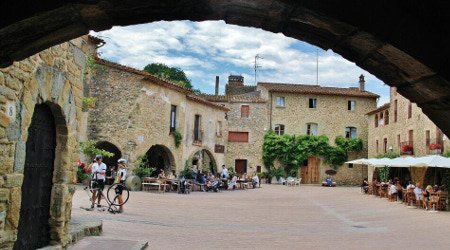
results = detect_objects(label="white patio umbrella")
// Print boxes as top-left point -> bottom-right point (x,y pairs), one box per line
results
413,155 -> 450,168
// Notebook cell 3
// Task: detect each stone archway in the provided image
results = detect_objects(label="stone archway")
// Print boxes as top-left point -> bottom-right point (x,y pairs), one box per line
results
189,149 -> 217,175
145,145 -> 175,175
1,2 -> 450,136
95,141 -> 122,184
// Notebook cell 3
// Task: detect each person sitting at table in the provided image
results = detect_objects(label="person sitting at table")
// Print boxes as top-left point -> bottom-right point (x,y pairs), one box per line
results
414,183 -> 424,207
361,178 -> 369,194
433,184 -> 440,193
406,181 -> 415,190
388,181 -> 398,201
191,165 -> 198,182
206,175 -> 220,192
423,185 -> 433,210
252,174 -> 259,188
322,175 -> 336,187
158,169 -> 166,179
229,175 -> 238,190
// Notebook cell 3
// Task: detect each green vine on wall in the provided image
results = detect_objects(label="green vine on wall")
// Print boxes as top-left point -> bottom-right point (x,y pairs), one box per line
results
79,140 -> 115,159
262,130 -> 363,177
172,130 -> 182,148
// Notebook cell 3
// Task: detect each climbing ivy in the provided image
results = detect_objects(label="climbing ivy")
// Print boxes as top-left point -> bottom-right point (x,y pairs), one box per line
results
79,140 -> 115,159
375,152 -> 400,159
172,130 -> 182,148
262,131 -> 363,177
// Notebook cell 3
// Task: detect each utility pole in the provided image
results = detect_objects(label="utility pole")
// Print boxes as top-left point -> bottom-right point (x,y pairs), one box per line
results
254,54 -> 263,84
316,49 -> 319,85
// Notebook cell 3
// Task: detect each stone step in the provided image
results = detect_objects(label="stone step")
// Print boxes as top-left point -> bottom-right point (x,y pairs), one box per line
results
68,238 -> 148,250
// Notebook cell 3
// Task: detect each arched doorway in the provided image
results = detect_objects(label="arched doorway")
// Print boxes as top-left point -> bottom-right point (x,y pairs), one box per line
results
96,141 -> 122,184
14,104 -> 56,249
189,149 -> 217,175
145,145 -> 175,176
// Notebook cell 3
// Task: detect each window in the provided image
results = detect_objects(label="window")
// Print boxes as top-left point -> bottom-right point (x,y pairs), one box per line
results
309,98 -> 317,108
375,114 -> 378,128
394,100 -> 398,123
397,134 -> 401,150
379,112 -> 384,126
426,130 -> 430,146
385,110 -> 389,125
194,114 -> 201,141
170,105 -> 177,132
274,124 -> 285,135
345,127 -> 357,139
228,131 -> 249,142
383,138 -> 388,153
376,140 -> 379,154
276,96 -> 285,107
216,121 -> 223,137
240,105 -> 250,118
347,100 -> 356,111
306,123 -> 318,136
408,130 -> 414,143
408,101 -> 412,119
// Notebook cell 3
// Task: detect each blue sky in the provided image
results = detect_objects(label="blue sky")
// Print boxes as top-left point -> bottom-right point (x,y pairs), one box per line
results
91,21 -> 390,105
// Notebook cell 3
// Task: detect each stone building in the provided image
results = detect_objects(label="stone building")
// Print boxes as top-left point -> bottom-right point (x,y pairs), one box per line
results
256,76 -> 378,184
203,75 -> 268,175
205,75 -> 378,185
86,59 -> 228,176
366,87 -> 450,185
0,36 -> 98,249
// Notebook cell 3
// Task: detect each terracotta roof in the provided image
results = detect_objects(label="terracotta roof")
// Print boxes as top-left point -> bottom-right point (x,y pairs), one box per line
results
202,91 -> 267,103
95,58 -> 228,111
258,82 -> 379,98
186,95 -> 230,111
94,58 -> 192,94
366,103 -> 390,115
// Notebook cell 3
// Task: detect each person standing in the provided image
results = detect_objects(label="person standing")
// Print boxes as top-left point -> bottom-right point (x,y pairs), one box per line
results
91,155 -> 107,209
220,165 -> 229,179
116,158 -> 128,213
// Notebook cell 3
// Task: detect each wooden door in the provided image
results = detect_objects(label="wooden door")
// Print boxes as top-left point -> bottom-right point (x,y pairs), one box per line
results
235,159 -> 247,175
300,156 -> 320,184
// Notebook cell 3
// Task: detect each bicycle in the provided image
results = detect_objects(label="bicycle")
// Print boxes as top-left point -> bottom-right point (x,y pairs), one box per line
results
81,181 -> 130,214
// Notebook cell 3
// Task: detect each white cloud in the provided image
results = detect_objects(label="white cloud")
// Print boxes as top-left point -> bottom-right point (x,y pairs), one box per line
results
91,20 -> 389,104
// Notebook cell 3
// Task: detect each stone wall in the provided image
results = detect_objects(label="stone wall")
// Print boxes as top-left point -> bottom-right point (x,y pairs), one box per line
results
258,87 -> 377,184
0,36 -> 95,248
86,60 -> 227,174
219,101 -> 268,174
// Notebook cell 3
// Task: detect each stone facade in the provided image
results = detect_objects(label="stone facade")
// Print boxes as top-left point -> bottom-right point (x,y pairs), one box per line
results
0,36 -> 96,248
204,90 -> 268,175
367,87 -> 450,183
257,82 -> 378,184
86,59 -> 228,174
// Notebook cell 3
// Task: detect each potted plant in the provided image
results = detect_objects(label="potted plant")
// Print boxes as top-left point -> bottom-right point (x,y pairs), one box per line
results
429,143 -> 442,154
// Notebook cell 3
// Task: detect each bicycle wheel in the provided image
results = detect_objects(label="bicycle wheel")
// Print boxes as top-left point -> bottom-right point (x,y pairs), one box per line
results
106,183 -> 130,206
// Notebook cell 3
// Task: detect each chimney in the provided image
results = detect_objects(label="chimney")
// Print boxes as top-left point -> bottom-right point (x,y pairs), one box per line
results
359,74 -> 365,91
215,76 -> 219,96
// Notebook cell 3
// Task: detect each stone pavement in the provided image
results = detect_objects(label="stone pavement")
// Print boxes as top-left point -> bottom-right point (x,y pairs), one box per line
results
70,184 -> 450,249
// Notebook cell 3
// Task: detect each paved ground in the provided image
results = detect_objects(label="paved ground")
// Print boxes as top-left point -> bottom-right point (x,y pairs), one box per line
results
70,184 -> 450,249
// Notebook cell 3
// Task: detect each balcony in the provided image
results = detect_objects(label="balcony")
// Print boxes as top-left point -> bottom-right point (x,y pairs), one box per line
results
400,141 -> 414,155
426,139 -> 444,155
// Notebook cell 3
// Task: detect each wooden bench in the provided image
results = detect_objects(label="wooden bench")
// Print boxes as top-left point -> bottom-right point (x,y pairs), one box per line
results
142,177 -> 168,193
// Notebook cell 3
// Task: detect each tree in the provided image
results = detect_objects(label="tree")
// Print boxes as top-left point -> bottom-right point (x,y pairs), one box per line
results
143,63 -> 193,89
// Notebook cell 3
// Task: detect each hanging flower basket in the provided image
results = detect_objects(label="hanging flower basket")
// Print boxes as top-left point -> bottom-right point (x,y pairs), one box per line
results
401,145 -> 413,154
429,143 -> 442,150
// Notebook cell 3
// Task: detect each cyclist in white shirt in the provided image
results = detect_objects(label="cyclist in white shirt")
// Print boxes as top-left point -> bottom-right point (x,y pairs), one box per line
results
116,158 -> 128,213
91,155 -> 107,208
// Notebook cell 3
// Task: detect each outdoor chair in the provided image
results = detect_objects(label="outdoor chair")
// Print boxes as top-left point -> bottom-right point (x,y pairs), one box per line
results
438,192 -> 448,211
286,177 -> 295,186
278,177 -> 287,185
293,178 -> 301,187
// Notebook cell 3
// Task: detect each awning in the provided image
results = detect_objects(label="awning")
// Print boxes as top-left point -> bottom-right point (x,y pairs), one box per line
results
345,155 -> 450,168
